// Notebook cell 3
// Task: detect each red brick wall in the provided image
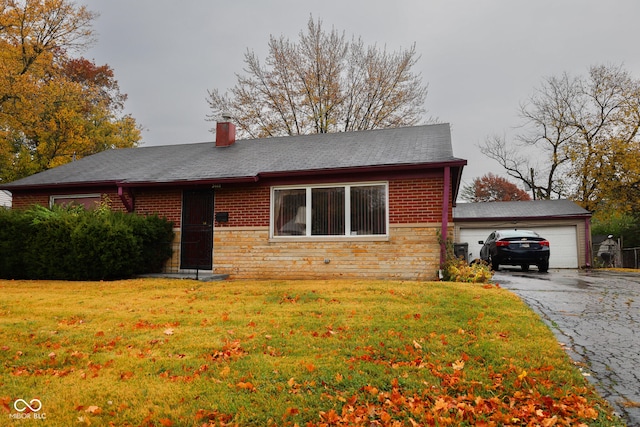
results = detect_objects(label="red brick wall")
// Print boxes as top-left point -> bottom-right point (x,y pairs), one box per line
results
211,177 -> 450,228
11,192 -> 49,210
389,177 -> 450,223
11,188 -> 122,211
214,186 -> 270,227
133,189 -> 182,225
11,175 -> 452,226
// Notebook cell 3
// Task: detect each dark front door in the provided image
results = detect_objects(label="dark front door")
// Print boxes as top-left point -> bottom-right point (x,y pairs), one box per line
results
181,189 -> 214,270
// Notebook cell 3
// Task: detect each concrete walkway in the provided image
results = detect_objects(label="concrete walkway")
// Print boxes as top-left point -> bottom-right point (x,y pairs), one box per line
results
138,272 -> 229,282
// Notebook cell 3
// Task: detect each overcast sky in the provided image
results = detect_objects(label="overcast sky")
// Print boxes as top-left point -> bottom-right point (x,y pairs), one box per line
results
76,0 -> 640,188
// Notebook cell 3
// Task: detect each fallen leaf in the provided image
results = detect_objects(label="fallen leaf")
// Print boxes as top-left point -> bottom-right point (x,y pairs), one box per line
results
452,360 -> 465,371
77,415 -> 91,425
163,328 -> 174,336
85,405 -> 101,414
433,397 -> 448,412
236,381 -> 256,392
159,418 -> 173,426
219,366 -> 231,378
282,407 -> 299,419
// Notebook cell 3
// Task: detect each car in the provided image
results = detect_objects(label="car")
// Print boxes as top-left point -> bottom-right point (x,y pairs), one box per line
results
478,229 -> 550,272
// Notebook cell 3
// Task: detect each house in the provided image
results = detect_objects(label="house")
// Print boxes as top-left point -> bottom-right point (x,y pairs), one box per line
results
1,122 -> 466,280
454,200 -> 592,268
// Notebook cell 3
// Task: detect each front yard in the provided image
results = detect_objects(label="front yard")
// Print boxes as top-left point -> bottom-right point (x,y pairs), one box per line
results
0,279 -> 623,426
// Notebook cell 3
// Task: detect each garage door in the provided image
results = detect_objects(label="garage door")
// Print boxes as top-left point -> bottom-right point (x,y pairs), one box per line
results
458,226 -> 578,269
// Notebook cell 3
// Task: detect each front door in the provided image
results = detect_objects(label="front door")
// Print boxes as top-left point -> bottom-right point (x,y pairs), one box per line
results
181,189 -> 214,270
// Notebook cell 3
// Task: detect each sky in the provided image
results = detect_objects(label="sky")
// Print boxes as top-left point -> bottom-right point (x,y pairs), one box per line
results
75,0 -> 640,189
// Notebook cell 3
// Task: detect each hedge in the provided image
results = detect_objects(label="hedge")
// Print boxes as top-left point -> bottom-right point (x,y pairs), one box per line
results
0,205 -> 174,280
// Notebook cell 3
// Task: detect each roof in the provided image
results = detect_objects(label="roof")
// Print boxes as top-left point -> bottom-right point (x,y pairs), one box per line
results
1,124 -> 465,190
454,200 -> 591,220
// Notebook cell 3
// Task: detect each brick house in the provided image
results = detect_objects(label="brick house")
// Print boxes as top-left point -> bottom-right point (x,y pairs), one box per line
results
1,123 -> 466,280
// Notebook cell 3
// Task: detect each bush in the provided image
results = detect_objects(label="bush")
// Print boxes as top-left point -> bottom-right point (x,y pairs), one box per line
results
444,258 -> 494,283
0,205 -> 174,280
439,234 -> 493,283
0,207 -> 30,277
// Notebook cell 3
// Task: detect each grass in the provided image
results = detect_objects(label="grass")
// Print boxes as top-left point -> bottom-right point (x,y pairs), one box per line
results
0,279 -> 623,426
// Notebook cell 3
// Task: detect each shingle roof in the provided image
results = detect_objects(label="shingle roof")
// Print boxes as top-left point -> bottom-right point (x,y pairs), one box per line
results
2,123 -> 465,189
454,200 -> 591,220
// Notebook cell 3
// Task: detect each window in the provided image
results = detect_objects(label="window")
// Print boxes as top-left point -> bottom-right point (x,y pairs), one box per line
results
50,194 -> 101,209
272,183 -> 387,238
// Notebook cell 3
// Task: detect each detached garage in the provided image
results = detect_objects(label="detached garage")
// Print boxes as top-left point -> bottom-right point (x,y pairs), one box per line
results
454,200 -> 592,269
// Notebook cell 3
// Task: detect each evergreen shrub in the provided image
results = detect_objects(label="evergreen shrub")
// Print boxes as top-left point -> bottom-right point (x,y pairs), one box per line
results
0,205 -> 174,280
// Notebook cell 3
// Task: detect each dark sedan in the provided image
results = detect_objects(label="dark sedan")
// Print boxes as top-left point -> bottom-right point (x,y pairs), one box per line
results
479,229 -> 550,272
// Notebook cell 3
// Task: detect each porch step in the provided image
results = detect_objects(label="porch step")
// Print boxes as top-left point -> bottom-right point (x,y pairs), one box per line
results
138,273 -> 229,282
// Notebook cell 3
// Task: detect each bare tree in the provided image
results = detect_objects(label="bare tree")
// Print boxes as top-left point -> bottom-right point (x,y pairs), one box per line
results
206,16 -> 428,138
481,64 -> 640,211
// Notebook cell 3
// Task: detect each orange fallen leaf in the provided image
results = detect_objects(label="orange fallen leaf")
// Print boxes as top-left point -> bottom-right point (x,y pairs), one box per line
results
236,381 -> 256,392
85,405 -> 101,414
363,385 -> 378,395
433,397 -> 448,412
283,407 -> 299,419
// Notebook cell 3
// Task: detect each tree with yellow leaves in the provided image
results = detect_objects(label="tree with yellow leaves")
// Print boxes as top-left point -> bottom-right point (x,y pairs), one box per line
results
0,0 -> 140,183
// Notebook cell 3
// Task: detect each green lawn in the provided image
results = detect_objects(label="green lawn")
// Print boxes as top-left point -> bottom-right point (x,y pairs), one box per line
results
0,279 -> 623,426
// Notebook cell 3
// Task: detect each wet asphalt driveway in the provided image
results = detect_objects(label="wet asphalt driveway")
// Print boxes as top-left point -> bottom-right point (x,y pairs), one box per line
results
494,268 -> 640,426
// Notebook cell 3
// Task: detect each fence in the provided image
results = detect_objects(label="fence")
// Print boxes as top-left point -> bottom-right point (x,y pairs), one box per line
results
591,244 -> 640,269
622,247 -> 640,269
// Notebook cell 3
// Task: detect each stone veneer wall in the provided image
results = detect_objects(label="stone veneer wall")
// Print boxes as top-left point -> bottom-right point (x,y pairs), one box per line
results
211,224 -> 442,280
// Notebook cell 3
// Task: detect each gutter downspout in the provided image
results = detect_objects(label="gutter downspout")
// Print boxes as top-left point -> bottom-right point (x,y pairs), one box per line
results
585,217 -> 592,268
440,166 -> 451,268
118,186 -> 135,213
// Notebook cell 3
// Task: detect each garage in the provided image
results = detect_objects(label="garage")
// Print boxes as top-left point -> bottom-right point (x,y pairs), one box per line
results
459,226 -> 578,268
454,200 -> 592,269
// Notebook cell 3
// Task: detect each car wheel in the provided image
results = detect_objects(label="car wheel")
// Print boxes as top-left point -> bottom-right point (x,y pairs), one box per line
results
521,264 -> 530,272
537,261 -> 549,273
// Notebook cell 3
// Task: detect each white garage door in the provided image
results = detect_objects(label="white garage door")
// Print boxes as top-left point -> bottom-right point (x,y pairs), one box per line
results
458,226 -> 578,269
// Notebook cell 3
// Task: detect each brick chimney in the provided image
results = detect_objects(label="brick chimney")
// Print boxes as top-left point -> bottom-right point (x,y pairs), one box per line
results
215,113 -> 236,147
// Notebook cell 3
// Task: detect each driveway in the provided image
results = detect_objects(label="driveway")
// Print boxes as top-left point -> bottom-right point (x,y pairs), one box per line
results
494,268 -> 639,426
